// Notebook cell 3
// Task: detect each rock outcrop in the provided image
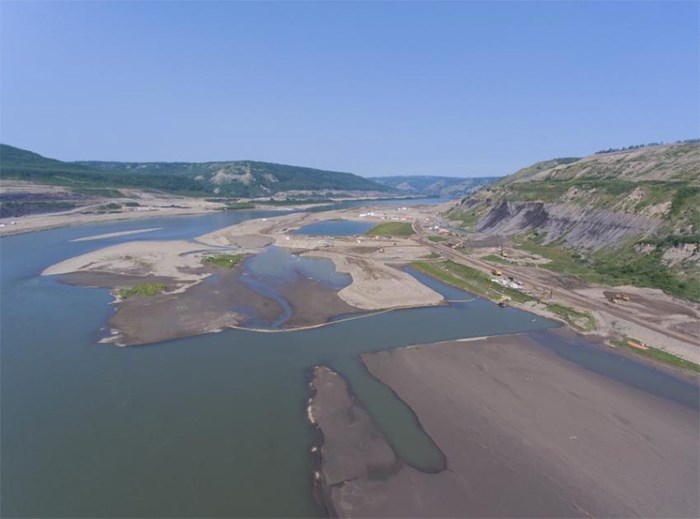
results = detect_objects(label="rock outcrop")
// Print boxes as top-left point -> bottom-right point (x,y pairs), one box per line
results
477,200 -> 660,250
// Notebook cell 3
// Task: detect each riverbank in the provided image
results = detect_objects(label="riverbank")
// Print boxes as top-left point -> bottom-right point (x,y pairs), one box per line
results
41,208 -> 446,344
57,257 -> 369,345
0,183 -> 434,237
311,333 -> 699,517
0,194 -> 222,237
410,249 -> 700,366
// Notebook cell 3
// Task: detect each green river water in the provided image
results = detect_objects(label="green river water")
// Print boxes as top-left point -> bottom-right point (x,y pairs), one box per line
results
2,209 -> 697,517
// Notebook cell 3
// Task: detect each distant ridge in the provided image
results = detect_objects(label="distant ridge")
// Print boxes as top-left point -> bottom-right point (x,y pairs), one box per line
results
372,175 -> 499,198
0,144 -> 391,197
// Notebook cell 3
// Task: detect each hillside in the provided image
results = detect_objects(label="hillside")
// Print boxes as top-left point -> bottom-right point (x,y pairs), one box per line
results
372,175 -> 498,198
447,140 -> 700,301
0,144 -> 390,197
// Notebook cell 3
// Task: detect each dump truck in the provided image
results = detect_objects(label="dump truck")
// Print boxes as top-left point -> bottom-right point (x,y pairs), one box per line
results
611,293 -> 630,302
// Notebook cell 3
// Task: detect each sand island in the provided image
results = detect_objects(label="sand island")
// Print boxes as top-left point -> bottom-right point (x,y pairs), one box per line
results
43,206 -> 444,345
40,203 -> 700,518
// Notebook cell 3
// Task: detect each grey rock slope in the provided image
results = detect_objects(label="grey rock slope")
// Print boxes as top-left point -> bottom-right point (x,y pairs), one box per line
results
477,200 -> 660,250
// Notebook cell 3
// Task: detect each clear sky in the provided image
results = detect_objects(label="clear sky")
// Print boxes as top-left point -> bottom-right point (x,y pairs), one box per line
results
1,1 -> 698,177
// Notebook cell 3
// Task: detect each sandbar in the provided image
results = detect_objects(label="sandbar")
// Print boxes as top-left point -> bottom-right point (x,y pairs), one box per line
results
70,227 -> 163,242
311,333 -> 699,517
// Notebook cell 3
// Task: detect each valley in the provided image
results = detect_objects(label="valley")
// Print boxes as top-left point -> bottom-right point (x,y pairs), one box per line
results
1,141 -> 698,519
3,3 -> 698,517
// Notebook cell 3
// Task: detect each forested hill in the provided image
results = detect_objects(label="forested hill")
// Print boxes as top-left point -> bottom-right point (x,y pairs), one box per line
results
0,144 -> 391,197
372,175 -> 498,198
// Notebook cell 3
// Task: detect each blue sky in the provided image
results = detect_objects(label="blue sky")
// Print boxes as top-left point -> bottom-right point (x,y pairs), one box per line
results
1,1 -> 697,177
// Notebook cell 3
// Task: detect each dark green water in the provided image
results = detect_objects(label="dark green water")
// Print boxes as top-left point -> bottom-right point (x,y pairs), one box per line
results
1,212 -> 697,517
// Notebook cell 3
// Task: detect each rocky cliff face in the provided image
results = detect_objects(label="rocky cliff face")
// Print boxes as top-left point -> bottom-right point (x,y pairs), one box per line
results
451,140 -> 699,250
476,200 -> 661,250
447,141 -> 699,300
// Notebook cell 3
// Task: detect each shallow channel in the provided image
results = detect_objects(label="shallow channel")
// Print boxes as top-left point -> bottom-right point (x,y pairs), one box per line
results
1,211 -> 697,518
293,219 -> 375,236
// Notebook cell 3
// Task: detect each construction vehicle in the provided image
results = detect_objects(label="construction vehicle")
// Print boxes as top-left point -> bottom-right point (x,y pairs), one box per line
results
610,293 -> 630,303
492,269 -> 503,276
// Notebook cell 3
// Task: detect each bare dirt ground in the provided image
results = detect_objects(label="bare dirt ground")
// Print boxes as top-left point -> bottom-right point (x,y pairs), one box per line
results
311,335 -> 699,518
306,251 -> 442,309
0,180 -> 425,237
413,222 -> 700,364
105,268 -> 268,346
57,264 -> 365,346
0,180 -> 73,195
41,207 -> 447,344
43,240 -> 213,289
38,201 -> 699,363
0,185 -> 225,236
276,278 -> 364,329
59,266 -> 279,346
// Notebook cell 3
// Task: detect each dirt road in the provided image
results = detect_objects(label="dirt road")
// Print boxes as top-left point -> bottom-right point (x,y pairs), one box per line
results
412,221 -> 700,361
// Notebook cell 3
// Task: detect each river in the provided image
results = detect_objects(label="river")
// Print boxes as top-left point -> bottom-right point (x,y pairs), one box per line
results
1,206 -> 696,517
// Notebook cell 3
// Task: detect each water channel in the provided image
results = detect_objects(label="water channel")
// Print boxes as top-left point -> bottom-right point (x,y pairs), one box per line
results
1,206 -> 697,517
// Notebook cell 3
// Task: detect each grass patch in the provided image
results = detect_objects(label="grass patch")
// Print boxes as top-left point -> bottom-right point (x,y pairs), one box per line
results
422,252 -> 441,259
610,338 -> 700,373
445,207 -> 481,228
0,200 -> 78,218
202,253 -> 244,269
480,254 -> 511,264
518,241 -> 591,276
411,260 -> 533,303
546,303 -> 596,332
480,254 -> 538,268
428,235 -> 448,242
520,238 -> 700,302
95,202 -> 122,214
366,221 -> 415,237
592,248 -> 700,303
118,283 -> 167,299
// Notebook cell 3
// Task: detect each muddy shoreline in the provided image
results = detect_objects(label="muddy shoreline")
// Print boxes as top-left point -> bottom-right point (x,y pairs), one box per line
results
307,366 -> 405,518
311,333 -> 700,517
56,262 -> 368,345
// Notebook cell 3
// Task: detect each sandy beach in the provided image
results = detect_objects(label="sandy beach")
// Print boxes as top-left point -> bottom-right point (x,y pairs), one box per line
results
311,333 -> 699,517
306,251 -> 443,310
43,239 -> 214,286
